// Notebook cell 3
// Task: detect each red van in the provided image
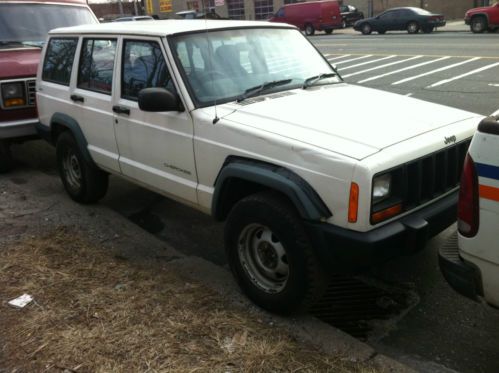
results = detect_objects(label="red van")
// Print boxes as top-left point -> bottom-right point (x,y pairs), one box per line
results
0,0 -> 98,172
269,1 -> 343,36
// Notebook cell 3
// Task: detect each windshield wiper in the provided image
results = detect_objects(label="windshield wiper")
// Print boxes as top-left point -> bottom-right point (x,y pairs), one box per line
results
302,73 -> 337,89
237,79 -> 293,103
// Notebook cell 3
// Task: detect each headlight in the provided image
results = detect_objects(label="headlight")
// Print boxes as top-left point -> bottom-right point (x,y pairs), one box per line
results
372,173 -> 391,203
1,82 -> 26,108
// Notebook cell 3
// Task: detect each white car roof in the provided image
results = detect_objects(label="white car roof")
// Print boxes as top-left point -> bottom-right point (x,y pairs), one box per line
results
49,19 -> 294,36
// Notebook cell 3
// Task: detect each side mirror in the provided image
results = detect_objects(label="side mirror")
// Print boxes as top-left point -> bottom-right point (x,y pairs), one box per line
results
138,87 -> 183,112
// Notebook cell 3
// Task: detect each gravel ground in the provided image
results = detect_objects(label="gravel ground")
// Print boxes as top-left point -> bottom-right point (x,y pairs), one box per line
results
0,167 -> 410,372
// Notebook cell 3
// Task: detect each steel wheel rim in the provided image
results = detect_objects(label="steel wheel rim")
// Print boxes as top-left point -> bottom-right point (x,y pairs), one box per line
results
408,23 -> 417,33
238,224 -> 289,293
363,24 -> 371,33
62,148 -> 82,192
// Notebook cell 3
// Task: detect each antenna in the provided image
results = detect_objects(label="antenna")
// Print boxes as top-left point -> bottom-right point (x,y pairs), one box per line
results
202,0 -> 219,124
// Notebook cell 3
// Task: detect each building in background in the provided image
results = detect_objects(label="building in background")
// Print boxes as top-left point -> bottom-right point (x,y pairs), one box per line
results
89,0 -> 494,23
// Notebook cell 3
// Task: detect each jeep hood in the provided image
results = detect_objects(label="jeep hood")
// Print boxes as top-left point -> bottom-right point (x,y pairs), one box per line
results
223,84 -> 479,160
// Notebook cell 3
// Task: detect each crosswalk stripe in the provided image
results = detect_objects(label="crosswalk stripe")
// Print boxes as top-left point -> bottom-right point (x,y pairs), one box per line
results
341,55 -> 396,70
392,57 -> 481,85
342,56 -> 422,78
427,62 -> 499,88
327,54 -> 351,61
357,56 -> 450,84
334,55 -> 373,64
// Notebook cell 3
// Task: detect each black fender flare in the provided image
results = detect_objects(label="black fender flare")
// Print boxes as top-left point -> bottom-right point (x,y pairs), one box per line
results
212,157 -> 332,221
50,112 -> 96,167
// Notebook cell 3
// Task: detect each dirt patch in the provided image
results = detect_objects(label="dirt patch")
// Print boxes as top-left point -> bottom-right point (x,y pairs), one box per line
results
0,228 -> 375,372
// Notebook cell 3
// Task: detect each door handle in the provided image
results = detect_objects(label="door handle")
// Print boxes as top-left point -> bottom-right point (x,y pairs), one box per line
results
112,105 -> 130,115
70,94 -> 84,103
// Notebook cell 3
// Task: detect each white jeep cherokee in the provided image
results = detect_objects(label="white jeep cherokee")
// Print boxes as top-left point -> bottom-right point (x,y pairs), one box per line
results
36,20 -> 482,313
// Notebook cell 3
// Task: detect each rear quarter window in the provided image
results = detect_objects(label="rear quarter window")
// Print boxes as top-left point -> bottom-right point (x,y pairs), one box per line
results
42,38 -> 78,85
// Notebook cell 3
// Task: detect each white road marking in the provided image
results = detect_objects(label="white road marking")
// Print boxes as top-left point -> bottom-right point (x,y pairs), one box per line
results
334,55 -> 373,64
341,55 -> 396,70
427,62 -> 499,88
489,83 -> 499,87
392,57 -> 481,85
357,56 -> 450,84
342,56 -> 423,78
327,54 -> 352,61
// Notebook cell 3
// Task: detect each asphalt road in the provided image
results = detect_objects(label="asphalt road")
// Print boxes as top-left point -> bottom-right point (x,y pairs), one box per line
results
8,30 -> 499,373
311,31 -> 499,116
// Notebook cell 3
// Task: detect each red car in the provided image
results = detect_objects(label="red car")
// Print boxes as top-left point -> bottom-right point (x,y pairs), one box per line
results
465,2 -> 499,33
0,0 -> 98,172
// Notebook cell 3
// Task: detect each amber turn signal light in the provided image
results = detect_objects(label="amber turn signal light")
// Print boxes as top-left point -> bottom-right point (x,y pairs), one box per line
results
4,98 -> 25,107
371,203 -> 402,224
348,182 -> 359,223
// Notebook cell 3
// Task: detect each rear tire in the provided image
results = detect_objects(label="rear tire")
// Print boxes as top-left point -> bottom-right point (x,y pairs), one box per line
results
470,16 -> 487,33
407,21 -> 419,34
56,131 -> 108,204
422,26 -> 434,33
378,29 -> 386,34
325,28 -> 333,34
361,23 -> 372,35
225,192 -> 327,314
305,23 -> 315,36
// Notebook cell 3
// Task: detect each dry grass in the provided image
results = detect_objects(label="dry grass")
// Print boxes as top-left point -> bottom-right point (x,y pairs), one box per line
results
0,228 -> 375,372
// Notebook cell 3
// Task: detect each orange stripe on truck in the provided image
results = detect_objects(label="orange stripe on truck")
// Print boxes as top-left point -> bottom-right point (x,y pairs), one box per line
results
479,184 -> 499,202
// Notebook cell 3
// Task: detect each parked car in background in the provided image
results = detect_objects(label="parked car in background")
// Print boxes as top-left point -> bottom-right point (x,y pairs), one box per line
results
440,114 -> 499,309
37,20 -> 481,314
0,0 -> 98,172
464,2 -> 499,33
340,4 -> 364,28
112,15 -> 154,22
269,0 -> 343,35
354,7 -> 445,35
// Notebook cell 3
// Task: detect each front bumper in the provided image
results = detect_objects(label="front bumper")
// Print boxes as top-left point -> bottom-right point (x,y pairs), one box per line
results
304,191 -> 459,273
438,232 -> 483,301
0,118 -> 38,140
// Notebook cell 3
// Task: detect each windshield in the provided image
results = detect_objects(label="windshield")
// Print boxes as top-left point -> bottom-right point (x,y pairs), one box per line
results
170,28 -> 340,106
0,4 -> 96,47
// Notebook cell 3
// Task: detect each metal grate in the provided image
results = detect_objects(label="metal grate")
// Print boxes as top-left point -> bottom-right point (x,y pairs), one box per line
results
405,139 -> 470,209
27,79 -> 36,106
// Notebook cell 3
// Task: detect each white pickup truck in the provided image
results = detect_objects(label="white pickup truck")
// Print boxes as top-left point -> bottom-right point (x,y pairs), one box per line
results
36,20 -> 482,313
440,113 -> 499,309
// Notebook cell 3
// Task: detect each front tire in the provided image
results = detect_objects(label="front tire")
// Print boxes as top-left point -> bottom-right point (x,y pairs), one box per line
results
56,131 -> 108,204
407,21 -> 419,34
325,28 -> 333,34
361,23 -> 372,35
305,23 -> 315,36
0,140 -> 13,173
225,192 -> 327,314
470,16 -> 487,33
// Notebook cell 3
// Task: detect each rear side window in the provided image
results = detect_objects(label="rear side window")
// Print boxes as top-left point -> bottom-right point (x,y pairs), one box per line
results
42,38 -> 78,85
78,38 -> 117,94
121,40 -> 175,101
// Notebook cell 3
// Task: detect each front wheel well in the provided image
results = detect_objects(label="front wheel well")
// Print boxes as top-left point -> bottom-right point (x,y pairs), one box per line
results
50,122 -> 70,144
213,178 -> 272,221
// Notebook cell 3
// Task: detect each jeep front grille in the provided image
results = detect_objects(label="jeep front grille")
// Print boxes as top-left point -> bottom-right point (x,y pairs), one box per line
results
370,139 -> 471,224
405,139 -> 470,208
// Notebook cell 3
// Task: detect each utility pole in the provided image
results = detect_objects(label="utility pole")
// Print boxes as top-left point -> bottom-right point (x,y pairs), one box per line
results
368,0 -> 373,17
118,0 -> 124,15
